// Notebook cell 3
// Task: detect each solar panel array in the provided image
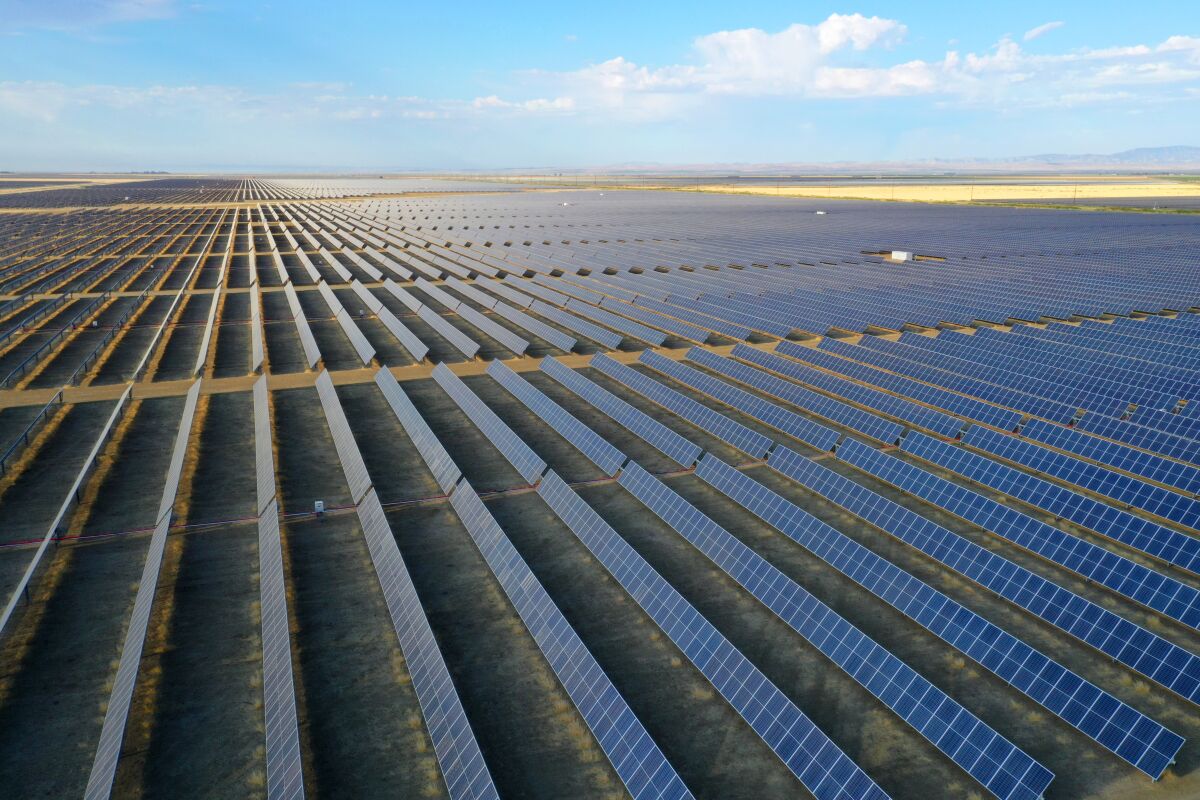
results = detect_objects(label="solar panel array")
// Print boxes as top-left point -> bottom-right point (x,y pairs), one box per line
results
537,469 -> 890,800
86,379 -> 202,800
253,376 -> 305,800
902,431 -> 1200,576
541,356 -> 703,467
449,481 -> 695,800
2,184 -> 1199,799
432,362 -> 547,483
833,439 -> 1200,704
615,462 -> 1050,800
589,353 -> 775,459
314,367 -> 498,799
697,451 -> 1184,780
485,359 -> 627,476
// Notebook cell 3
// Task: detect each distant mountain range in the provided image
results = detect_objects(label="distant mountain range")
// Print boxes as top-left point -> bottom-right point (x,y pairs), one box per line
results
582,147 -> 1200,175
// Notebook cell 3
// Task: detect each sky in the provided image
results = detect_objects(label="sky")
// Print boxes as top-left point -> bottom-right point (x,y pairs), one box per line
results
0,0 -> 1198,170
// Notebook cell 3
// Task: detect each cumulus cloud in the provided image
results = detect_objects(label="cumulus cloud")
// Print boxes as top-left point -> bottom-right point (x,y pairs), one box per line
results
527,16 -> 1200,114
1023,21 -> 1064,41
5,12 -> 1200,127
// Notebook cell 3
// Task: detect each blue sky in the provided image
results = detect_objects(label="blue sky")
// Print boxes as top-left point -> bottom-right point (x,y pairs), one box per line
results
1,0 -> 1197,170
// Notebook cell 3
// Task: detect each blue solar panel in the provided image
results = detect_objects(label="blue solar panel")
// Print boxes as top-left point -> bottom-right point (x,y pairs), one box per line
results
491,301 -> 577,352
902,432 -> 1200,576
852,437 -> 1200,630
432,363 -> 546,484
565,298 -> 668,345
536,470 -> 889,800
589,353 -> 774,458
695,452 -> 1182,780
776,341 -> 1023,431
540,357 -> 702,467
632,295 -> 752,340
530,299 -> 624,349
1021,419 -> 1200,495
834,439 -> 1200,705
639,350 -> 840,451
485,360 -> 627,476
616,461 -> 1050,800
450,482 -> 693,800
375,368 -> 461,493
454,302 -> 530,356
685,348 -> 905,444
735,345 -> 964,437
964,427 -> 1200,529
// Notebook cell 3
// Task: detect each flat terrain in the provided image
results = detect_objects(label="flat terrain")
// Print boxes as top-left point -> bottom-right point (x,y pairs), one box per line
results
0,177 -> 1197,800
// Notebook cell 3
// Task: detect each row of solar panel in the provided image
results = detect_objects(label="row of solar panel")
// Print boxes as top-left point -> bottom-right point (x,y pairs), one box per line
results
488,362 -> 1055,800
540,357 -> 1185,782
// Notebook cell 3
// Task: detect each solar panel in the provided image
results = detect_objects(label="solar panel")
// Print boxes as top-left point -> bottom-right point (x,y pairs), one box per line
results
775,341 -> 1023,432
685,348 -> 904,444
343,247 -> 383,281
383,279 -> 423,312
416,277 -> 461,310
903,432 -> 1200,576
589,353 -> 773,458
599,297 -> 711,344
251,376 -> 305,800
432,363 -> 546,483
449,481 -> 693,800
491,301 -> 577,352
253,375 -> 276,514
639,350 -> 840,451
376,306 -> 430,362
444,276 -> 498,309
284,284 -> 321,368
735,345 -> 964,438
85,380 -> 202,800
833,439 -> 1200,706
350,279 -> 384,314
540,357 -> 702,467
476,277 -> 534,308
696,452 -> 1183,780
615,461 -> 1050,800
270,247 -> 289,284
193,285 -> 221,376
454,302 -> 529,356
537,470 -> 888,800
529,299 -> 623,349
855,436 -> 1200,630
250,283 -> 265,373
374,368 -> 461,492
1021,419 -> 1200,495
416,305 -> 481,360
314,370 -> 372,503
964,426 -> 1200,529
319,247 -> 353,282
506,275 -> 569,306
333,305 -> 377,366
366,247 -> 413,280
303,365 -> 500,797
565,298 -> 668,345
485,360 -> 626,476
356,488 -> 500,799
633,295 -> 752,340
294,249 -> 321,283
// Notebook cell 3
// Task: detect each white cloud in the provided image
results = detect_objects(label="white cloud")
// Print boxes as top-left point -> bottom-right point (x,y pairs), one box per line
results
529,18 -> 1200,114
4,12 -> 1200,129
1023,21 -> 1064,42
